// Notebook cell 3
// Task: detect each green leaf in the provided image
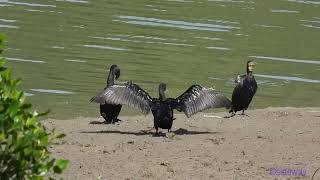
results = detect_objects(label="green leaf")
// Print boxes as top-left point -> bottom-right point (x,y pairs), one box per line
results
0,58 -> 5,67
0,132 -> 4,141
53,160 -> 69,174
0,33 -> 69,178
8,101 -> 19,117
21,103 -> 32,110
0,34 -> 5,49
39,136 -> 49,146
1,70 -> 11,81
26,117 -> 36,127
29,175 -> 43,180
23,147 -> 33,156
0,67 -> 7,72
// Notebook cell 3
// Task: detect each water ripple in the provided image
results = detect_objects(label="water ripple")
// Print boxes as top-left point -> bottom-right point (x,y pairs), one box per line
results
6,57 -> 46,63
115,16 -> 238,32
118,16 -> 238,29
195,36 -> 222,41
83,44 -> 130,51
25,9 -> 44,12
89,36 -> 194,47
300,19 -> 320,24
56,0 -> 89,3
206,46 -> 231,51
208,77 -> 225,80
301,24 -> 320,29
0,3 -> 12,7
0,18 -> 17,23
197,18 -> 240,25
253,24 -> 285,29
167,0 -> 195,3
52,46 -> 65,49
270,9 -> 300,13
287,0 -> 320,5
6,1 -> 56,7
0,24 -> 19,28
255,74 -> 320,83
249,55 -> 320,64
30,89 -> 75,94
256,80 -> 283,86
208,0 -> 245,3
65,59 -> 87,63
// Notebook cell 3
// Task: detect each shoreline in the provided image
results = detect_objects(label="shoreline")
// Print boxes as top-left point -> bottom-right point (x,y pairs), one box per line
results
46,107 -> 320,179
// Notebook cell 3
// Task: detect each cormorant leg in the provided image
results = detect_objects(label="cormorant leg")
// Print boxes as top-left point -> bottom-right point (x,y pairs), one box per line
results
112,118 -> 121,124
240,110 -> 249,117
224,111 -> 236,118
166,129 -> 175,138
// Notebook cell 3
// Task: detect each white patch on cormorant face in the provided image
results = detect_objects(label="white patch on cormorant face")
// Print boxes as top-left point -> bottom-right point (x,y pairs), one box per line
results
248,62 -> 256,71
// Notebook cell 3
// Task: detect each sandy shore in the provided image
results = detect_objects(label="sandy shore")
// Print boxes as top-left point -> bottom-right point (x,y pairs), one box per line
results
45,107 -> 320,180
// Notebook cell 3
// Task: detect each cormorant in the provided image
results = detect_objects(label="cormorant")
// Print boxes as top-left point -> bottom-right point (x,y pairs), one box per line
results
91,65 -> 122,123
228,61 -> 258,117
91,82 -> 231,133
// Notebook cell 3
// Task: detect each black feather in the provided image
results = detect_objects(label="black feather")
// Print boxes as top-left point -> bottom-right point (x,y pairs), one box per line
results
229,61 -> 258,115
175,85 -> 231,117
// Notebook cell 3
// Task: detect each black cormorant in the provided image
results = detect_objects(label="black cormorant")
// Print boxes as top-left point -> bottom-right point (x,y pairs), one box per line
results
91,82 -> 231,133
228,61 -> 258,117
91,65 -> 122,123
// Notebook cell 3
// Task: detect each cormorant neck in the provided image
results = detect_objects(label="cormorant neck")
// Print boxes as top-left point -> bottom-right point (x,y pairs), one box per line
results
107,71 -> 115,87
247,68 -> 253,75
159,89 -> 166,100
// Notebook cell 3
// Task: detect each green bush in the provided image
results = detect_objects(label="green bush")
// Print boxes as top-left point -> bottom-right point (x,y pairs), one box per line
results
0,34 -> 69,179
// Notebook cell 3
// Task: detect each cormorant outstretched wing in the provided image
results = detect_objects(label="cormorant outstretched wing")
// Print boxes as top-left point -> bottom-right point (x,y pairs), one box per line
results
90,82 -> 153,114
175,85 -> 232,117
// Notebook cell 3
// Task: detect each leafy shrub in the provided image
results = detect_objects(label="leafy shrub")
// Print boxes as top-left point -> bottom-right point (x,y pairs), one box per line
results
0,34 -> 69,179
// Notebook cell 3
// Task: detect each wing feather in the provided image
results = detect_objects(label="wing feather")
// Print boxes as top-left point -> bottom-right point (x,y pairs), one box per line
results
90,83 -> 152,114
176,85 -> 232,117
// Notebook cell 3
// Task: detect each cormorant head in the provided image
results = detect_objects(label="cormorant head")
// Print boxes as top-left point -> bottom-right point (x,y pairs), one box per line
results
159,83 -> 167,92
109,64 -> 120,80
158,83 -> 167,100
247,60 -> 256,72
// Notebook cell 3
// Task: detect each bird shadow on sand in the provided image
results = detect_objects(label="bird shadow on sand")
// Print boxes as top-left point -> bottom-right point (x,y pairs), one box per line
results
89,119 -> 122,124
80,128 -> 219,137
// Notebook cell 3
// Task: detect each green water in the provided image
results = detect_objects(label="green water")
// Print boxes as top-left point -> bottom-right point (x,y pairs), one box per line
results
0,0 -> 319,119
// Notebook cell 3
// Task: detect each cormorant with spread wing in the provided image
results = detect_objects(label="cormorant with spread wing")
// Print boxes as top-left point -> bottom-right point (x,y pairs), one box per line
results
228,61 -> 257,117
91,82 -> 231,133
91,65 -> 122,123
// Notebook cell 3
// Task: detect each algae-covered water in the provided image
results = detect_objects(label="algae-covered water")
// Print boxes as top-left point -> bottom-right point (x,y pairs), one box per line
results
0,0 -> 319,119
